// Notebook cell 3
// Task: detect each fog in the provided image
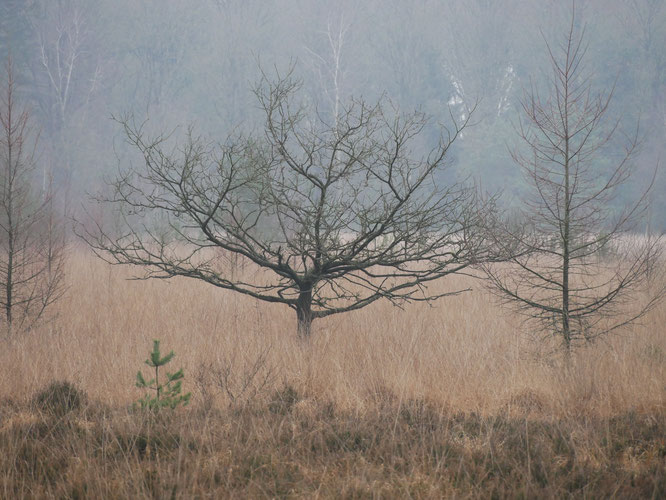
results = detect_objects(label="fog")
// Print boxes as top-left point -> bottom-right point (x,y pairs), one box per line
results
1,0 -> 664,228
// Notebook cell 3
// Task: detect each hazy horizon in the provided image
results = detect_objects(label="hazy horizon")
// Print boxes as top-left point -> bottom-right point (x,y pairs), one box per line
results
1,0 -> 664,227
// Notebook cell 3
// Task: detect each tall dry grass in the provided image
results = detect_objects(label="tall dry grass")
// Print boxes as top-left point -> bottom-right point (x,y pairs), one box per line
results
1,247 -> 664,416
0,248 -> 664,498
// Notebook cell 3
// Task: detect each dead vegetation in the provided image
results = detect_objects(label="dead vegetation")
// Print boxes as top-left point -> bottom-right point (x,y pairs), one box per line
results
0,250 -> 664,497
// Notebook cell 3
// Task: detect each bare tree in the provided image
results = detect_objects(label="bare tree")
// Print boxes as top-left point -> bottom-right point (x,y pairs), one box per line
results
303,9 -> 353,125
482,6 -> 664,354
81,70 -> 495,338
30,0 -> 101,189
0,56 -> 66,336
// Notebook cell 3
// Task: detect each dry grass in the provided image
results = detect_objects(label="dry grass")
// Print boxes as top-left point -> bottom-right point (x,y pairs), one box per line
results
0,248 -> 664,498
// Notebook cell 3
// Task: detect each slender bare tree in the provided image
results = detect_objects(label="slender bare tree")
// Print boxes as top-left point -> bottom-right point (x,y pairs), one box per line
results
303,9 -> 353,126
30,0 -> 101,191
0,56 -> 66,336
482,5 -> 664,354
81,70 -> 496,338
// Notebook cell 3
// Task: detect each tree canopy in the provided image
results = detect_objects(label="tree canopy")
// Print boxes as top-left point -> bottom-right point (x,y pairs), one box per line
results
82,72 -> 496,337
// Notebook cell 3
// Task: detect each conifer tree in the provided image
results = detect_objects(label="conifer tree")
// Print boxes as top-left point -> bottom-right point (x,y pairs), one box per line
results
135,340 -> 191,410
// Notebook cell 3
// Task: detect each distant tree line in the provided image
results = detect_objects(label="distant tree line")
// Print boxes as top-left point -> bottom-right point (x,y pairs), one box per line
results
0,0 -> 664,228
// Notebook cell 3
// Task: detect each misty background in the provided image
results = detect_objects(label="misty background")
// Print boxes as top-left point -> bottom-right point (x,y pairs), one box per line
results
1,0 -> 664,229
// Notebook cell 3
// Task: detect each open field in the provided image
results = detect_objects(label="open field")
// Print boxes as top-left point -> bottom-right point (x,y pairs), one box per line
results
0,249 -> 664,498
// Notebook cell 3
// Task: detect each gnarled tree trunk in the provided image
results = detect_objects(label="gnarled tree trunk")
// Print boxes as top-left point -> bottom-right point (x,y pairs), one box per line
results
296,284 -> 314,340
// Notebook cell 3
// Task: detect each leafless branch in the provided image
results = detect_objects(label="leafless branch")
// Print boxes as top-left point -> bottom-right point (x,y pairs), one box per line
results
79,68 -> 497,338
482,3 -> 665,354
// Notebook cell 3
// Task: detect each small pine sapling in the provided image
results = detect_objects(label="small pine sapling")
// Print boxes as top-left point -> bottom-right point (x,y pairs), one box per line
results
135,340 -> 191,410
